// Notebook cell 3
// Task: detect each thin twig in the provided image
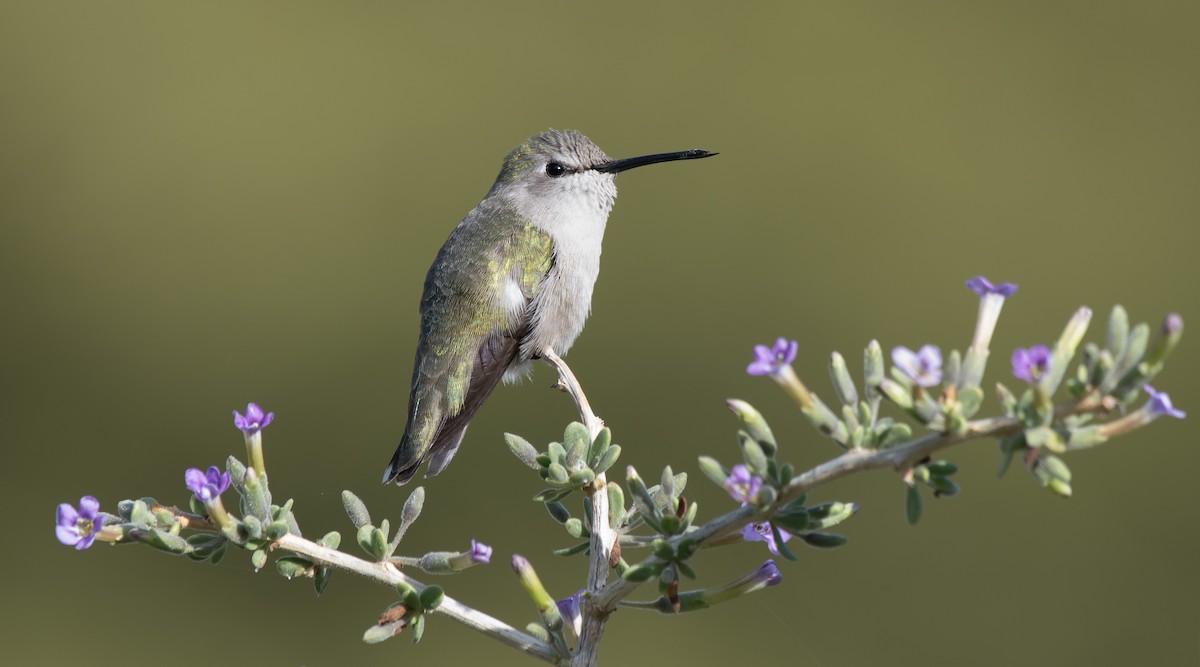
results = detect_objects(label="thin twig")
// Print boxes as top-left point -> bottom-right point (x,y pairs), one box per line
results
540,348 -> 612,667
274,533 -> 558,663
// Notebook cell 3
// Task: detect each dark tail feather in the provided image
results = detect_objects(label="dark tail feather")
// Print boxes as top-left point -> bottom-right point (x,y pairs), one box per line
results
383,424 -> 469,485
383,328 -> 526,485
382,439 -> 423,485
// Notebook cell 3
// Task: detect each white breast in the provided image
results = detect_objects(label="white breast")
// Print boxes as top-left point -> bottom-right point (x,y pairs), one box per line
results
520,170 -> 617,359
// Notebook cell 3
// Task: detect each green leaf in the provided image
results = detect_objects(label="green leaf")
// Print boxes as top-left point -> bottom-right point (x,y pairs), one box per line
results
342,490 -> 371,529
265,520 -> 290,541
800,532 -> 848,549
564,424 -> 589,469
771,509 -> 810,533
905,485 -> 922,525
277,555 -> 315,579
362,623 -> 400,644
607,484 -> 625,530
532,487 -> 574,503
622,563 -> 661,583
410,614 -> 426,644
565,518 -> 586,538
738,433 -> 769,478
957,386 -> 984,419
925,460 -> 958,476
251,548 -> 268,572
829,351 -> 860,406
130,499 -> 153,526
314,566 -> 332,595
419,585 -> 445,611
545,501 -> 570,524
771,524 -> 798,560
320,531 -> 342,550
547,462 -> 569,485
726,398 -> 778,456
369,527 -> 389,560
593,445 -> 621,475
876,422 -> 913,449
806,501 -> 858,529
568,468 -> 596,486
547,441 -> 567,465
356,524 -> 375,556
588,427 -> 612,464
504,433 -> 541,470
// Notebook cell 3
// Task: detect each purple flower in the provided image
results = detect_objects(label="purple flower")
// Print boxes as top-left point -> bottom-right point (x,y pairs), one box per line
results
747,338 -> 798,377
556,588 -> 585,638
56,496 -> 101,550
470,539 -> 492,564
724,464 -> 763,504
741,521 -> 792,555
1012,345 -> 1052,382
966,275 -> 1018,298
233,402 -> 274,436
1144,384 -> 1186,419
892,345 -> 943,387
185,466 -> 231,503
753,559 -> 783,587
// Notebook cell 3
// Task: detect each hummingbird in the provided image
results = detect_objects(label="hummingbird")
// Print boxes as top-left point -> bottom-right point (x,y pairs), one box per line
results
383,129 -> 715,485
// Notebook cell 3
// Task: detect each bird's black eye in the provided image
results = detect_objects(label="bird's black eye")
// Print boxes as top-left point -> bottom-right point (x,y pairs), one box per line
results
545,162 -> 567,177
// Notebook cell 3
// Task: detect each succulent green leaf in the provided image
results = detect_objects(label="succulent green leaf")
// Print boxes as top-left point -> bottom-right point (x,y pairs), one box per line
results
697,456 -> 729,488
314,566 -> 332,595
545,501 -> 570,524
547,462 -> 569,485
363,623 -> 400,644
251,548 -> 268,571
342,490 -> 371,529
588,427 -> 612,464
568,468 -> 596,486
565,518 -> 586,538
726,398 -> 778,456
409,613 -> 426,644
800,532 -> 848,549
504,433 -> 541,470
419,585 -> 445,611
319,531 -> 342,550
957,385 -> 984,419
906,485 -> 922,525
607,484 -> 626,529
532,487 -> 574,503
738,434 -> 769,478
276,556 -> 315,579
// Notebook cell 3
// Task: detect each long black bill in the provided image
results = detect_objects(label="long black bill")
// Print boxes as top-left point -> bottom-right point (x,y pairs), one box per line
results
592,149 -> 717,174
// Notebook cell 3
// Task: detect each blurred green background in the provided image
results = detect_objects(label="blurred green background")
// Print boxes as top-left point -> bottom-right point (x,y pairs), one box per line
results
3,1 -> 1197,665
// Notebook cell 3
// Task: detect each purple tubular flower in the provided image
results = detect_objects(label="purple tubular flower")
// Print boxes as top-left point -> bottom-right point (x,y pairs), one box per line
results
741,521 -> 792,555
1011,345 -> 1052,382
724,464 -> 763,504
747,338 -> 798,377
56,496 -> 102,550
185,466 -> 232,503
470,539 -> 493,564
1144,384 -> 1186,419
892,345 -> 943,388
754,559 -> 783,587
556,589 -> 585,638
233,402 -> 274,436
966,275 -> 1018,298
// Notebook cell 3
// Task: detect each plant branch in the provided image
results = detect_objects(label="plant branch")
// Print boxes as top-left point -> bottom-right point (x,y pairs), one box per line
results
274,533 -> 558,663
540,348 -> 612,667
591,395 -> 1110,610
